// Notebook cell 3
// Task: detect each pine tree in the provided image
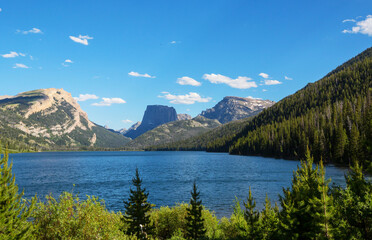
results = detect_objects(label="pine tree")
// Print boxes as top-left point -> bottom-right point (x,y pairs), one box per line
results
123,168 -> 153,239
0,147 -> 36,239
259,195 -> 279,240
243,187 -> 260,239
185,181 -> 206,240
335,162 -> 372,239
279,149 -> 333,239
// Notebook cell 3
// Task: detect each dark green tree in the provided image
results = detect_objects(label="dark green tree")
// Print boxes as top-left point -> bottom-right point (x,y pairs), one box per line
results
243,187 -> 260,239
278,149 -> 333,239
123,168 -> 153,239
333,162 -> 372,239
0,147 -> 36,239
185,181 -> 206,240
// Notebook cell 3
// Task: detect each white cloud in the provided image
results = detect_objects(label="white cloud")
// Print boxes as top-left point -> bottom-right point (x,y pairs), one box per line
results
264,79 -> 282,85
259,73 -> 269,79
0,8 -> 2,12
2,51 -> 19,58
285,76 -> 293,80
69,35 -> 93,45
65,59 -> 73,63
74,94 -> 99,102
342,19 -> 356,23
17,28 -> 42,34
247,96 -> 262,100
122,119 -> 133,123
203,73 -> 257,89
159,92 -> 211,104
177,76 -> 201,86
92,97 -> 126,106
13,63 -> 29,69
128,71 -> 155,78
170,41 -> 177,44
342,15 -> 372,36
262,89 -> 268,92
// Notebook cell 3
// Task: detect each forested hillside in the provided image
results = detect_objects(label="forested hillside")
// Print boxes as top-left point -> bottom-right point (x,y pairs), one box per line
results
151,47 -> 372,166
218,47 -> 372,166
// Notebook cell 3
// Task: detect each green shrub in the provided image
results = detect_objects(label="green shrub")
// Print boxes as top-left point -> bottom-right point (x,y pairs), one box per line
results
32,192 -> 129,240
150,203 -> 219,239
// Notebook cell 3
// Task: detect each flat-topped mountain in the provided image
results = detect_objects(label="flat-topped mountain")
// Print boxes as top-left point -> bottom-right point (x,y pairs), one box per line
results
200,96 -> 275,124
0,88 -> 130,150
124,105 -> 178,139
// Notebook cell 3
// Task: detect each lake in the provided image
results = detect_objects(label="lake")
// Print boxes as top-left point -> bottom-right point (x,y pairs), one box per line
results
9,151 -> 348,218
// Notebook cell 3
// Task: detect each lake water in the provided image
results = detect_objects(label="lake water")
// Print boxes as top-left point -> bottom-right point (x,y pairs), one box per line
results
9,151 -> 348,218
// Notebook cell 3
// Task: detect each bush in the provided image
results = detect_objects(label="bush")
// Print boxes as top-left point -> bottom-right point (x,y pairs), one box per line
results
32,192 -> 128,240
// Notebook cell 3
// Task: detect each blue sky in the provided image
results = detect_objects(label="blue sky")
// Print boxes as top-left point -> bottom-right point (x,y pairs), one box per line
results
0,0 -> 371,130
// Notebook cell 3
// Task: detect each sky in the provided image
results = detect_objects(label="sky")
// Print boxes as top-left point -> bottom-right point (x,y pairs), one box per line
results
0,0 -> 371,130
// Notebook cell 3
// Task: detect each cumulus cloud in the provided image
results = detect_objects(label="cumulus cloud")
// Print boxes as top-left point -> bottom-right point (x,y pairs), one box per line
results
170,41 -> 177,44
69,35 -> 93,45
177,76 -> 201,86
128,71 -> 155,78
65,59 -> 73,63
2,51 -> 22,58
122,119 -> 133,123
74,94 -> 99,102
264,79 -> 282,85
262,89 -> 268,92
17,28 -> 42,34
92,97 -> 126,106
259,73 -> 269,79
342,15 -> 372,36
13,63 -> 29,69
159,92 -> 211,104
285,76 -> 293,80
203,73 -> 257,89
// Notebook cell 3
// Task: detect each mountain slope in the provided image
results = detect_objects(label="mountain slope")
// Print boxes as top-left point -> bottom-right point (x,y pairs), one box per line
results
147,117 -> 252,151
0,88 -> 130,150
209,47 -> 372,165
126,116 -> 221,149
200,96 -> 274,124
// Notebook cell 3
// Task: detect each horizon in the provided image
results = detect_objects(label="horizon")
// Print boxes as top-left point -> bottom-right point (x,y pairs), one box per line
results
1,1 -> 371,129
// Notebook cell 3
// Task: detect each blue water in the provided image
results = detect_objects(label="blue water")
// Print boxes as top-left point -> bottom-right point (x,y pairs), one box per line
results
9,151 -> 348,218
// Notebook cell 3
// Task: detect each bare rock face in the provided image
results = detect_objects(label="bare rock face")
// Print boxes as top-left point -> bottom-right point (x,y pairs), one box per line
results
200,96 -> 275,124
0,88 -> 130,148
124,105 -> 178,139
177,113 -> 192,121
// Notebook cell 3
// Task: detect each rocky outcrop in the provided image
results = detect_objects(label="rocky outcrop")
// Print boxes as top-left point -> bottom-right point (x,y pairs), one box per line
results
124,105 -> 178,139
177,114 -> 192,121
0,88 -> 130,149
200,96 -> 275,124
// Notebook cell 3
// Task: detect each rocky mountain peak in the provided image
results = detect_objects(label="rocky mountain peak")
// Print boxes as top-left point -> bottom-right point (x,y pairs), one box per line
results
200,96 -> 275,124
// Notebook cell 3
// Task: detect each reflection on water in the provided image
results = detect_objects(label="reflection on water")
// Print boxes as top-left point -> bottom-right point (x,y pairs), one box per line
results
10,151 -> 347,218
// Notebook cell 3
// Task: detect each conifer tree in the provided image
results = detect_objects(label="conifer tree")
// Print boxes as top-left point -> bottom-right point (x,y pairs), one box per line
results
333,162 -> 372,239
243,187 -> 260,239
123,168 -> 153,239
185,181 -> 206,240
0,147 -> 36,239
259,195 -> 279,240
279,149 -> 333,239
